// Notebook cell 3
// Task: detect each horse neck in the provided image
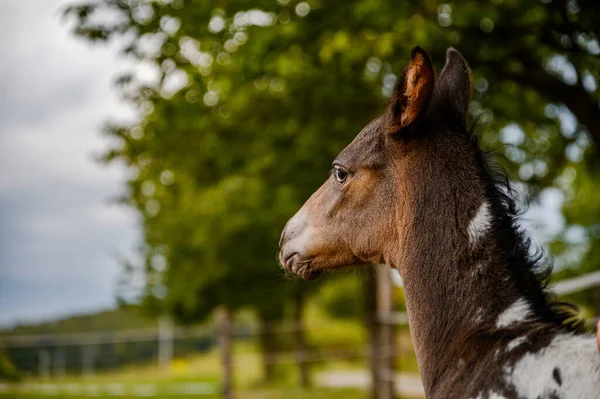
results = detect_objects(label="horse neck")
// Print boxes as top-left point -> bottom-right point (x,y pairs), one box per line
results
391,172 -> 549,393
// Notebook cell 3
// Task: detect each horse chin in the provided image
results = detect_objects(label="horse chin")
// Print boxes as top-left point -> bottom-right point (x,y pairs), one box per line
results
296,265 -> 323,280
283,254 -> 321,280
281,252 -> 364,280
294,258 -> 365,280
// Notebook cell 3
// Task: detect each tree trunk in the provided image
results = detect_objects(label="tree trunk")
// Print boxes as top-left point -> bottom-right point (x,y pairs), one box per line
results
218,307 -> 233,399
258,313 -> 276,382
294,288 -> 310,388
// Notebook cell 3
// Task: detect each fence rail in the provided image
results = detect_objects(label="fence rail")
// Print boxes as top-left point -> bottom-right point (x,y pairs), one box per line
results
553,270 -> 600,296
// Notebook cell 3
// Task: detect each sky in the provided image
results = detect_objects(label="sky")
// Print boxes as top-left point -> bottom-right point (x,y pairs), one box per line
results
0,0 -> 569,329
0,0 -> 139,327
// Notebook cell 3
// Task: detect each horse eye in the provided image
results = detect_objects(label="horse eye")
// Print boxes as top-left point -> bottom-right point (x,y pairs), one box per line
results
333,166 -> 348,183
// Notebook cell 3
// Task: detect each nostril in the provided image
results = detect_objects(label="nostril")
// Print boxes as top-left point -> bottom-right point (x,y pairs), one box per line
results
284,252 -> 296,263
279,251 -> 297,269
278,249 -> 288,267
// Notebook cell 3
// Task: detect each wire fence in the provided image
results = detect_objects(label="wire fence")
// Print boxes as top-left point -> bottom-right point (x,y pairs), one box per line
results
0,313 -> 408,373
0,312 -> 419,398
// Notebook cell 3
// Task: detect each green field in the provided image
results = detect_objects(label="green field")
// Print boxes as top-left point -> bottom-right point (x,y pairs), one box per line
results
1,303 -> 422,398
0,384 -> 368,399
0,337 -> 422,398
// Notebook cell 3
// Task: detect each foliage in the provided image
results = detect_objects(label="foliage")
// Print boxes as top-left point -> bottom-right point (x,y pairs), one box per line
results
62,0 -> 600,320
0,349 -> 20,382
0,307 -> 155,336
550,157 -> 600,313
314,275 -> 364,320
0,306 -> 194,375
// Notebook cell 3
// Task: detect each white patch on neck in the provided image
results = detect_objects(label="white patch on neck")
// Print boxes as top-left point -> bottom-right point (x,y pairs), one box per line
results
474,392 -> 506,399
501,333 -> 600,398
496,298 -> 531,328
468,202 -> 492,246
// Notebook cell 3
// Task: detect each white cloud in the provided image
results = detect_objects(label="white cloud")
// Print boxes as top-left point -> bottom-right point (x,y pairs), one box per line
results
0,0 -> 140,326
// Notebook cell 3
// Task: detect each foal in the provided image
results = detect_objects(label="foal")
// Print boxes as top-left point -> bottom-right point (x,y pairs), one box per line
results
279,47 -> 600,398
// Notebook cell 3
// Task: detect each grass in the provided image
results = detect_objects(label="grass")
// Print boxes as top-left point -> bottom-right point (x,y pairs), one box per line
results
0,343 -> 421,398
0,386 -> 370,399
0,341 -> 368,398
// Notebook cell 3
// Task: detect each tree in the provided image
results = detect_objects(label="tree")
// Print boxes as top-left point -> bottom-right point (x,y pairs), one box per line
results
63,1 -> 600,384
550,156 -> 600,315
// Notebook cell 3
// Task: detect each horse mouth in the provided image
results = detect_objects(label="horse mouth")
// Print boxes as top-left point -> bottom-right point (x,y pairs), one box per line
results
280,252 -> 322,280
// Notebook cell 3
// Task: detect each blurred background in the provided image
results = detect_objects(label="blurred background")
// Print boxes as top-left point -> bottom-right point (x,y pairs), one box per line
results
0,0 -> 599,398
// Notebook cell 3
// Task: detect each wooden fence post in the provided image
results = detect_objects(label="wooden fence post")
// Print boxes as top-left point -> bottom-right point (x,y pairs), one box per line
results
218,307 -> 233,399
376,265 -> 395,399
294,288 -> 310,388
366,265 -> 396,399
365,267 -> 379,399
158,315 -> 174,372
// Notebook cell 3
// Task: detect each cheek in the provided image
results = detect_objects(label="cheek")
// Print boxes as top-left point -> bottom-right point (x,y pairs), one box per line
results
333,172 -> 381,225
346,180 -> 396,257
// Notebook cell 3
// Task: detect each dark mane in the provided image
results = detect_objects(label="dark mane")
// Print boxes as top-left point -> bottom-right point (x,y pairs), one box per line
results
469,124 -> 588,333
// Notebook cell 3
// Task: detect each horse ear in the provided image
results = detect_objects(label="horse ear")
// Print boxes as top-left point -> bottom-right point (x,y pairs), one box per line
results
388,46 -> 435,132
434,48 -> 472,124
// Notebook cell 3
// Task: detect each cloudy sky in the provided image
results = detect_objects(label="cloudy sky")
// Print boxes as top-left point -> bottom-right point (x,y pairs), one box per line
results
0,0 -> 568,329
0,0 -> 139,327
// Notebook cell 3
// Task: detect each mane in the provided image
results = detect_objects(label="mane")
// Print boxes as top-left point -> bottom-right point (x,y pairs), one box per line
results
469,124 -> 589,334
